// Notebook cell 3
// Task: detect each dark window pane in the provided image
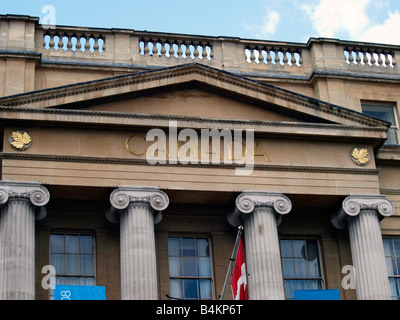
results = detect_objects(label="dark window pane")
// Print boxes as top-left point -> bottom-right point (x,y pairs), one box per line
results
170,279 -> 183,300
169,257 -> 182,277
199,280 -> 212,299
65,235 -> 79,253
198,257 -> 211,277
282,258 -> 295,277
280,240 -> 292,258
80,235 -> 94,254
168,238 -> 181,256
292,240 -> 305,258
50,235 -> 64,253
182,238 -> 195,256
197,239 -> 209,257
184,279 -> 198,299
183,257 -> 197,276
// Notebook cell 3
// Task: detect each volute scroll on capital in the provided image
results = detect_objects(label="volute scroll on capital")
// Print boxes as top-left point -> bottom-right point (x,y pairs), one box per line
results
332,195 -> 395,229
0,181 -> 50,221
106,187 -> 169,224
228,191 -> 292,227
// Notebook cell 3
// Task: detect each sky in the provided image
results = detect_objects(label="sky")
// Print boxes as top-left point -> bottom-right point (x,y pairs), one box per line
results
2,0 -> 400,45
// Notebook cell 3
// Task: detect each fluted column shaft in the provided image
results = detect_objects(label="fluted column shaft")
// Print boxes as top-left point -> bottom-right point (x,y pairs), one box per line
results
229,191 -> 292,300
107,187 -> 169,300
0,182 -> 50,300
332,195 -> 394,300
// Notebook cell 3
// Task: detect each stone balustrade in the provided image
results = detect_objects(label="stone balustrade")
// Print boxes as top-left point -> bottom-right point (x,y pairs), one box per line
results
244,43 -> 303,67
344,44 -> 396,68
33,25 -> 400,76
139,36 -> 213,60
43,29 -> 105,53
1,14 -> 400,82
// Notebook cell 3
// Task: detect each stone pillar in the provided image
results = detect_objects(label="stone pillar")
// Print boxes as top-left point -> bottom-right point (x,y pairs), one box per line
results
228,191 -> 292,300
0,181 -> 50,300
106,187 -> 169,300
332,195 -> 394,300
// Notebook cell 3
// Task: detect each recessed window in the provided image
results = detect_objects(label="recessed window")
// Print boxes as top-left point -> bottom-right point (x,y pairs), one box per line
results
49,233 -> 95,298
168,237 -> 213,300
383,238 -> 400,300
362,103 -> 399,145
280,239 -> 324,300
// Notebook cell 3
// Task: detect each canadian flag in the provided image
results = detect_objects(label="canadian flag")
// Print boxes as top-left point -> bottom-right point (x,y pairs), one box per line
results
231,239 -> 248,300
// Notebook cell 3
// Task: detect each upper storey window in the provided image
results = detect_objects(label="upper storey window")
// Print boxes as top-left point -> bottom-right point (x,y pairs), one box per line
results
362,103 -> 399,145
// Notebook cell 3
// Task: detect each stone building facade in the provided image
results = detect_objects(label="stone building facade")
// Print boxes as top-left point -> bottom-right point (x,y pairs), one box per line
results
0,14 -> 399,300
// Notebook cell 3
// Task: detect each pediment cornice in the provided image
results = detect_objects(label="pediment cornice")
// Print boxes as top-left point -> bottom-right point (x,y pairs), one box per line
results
0,63 -> 390,129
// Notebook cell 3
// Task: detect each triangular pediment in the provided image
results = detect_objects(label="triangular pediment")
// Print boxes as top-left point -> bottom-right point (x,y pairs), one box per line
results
0,63 -> 389,129
79,83 -> 326,124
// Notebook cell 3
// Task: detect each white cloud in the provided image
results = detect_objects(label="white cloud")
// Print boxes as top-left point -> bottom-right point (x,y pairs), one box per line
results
301,0 -> 371,39
301,0 -> 400,44
243,9 -> 281,38
261,11 -> 281,36
359,10 -> 400,44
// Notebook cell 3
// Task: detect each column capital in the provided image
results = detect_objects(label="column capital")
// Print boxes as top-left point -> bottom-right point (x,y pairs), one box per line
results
332,194 -> 394,229
106,187 -> 169,224
228,191 -> 292,227
0,181 -> 50,220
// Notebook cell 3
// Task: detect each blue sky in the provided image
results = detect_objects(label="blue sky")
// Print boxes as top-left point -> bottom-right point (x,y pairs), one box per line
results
2,0 -> 400,44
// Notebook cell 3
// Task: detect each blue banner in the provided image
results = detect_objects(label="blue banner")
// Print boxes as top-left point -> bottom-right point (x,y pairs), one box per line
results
294,289 -> 340,300
54,285 -> 106,300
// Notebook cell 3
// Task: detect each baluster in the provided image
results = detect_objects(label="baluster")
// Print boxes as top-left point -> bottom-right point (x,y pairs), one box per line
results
48,31 -> 55,50
84,34 -> 91,52
76,33 -> 82,52
143,38 -> 150,56
391,51 -> 397,67
370,50 -> 377,66
355,48 -> 362,65
274,48 -> 281,65
93,34 -> 100,52
168,40 -> 174,58
176,40 -> 183,58
363,49 -> 369,66
193,41 -> 200,59
209,43 -> 214,59
151,40 -> 157,56
185,41 -> 192,59
249,46 -> 256,63
298,49 -> 303,66
348,48 -> 355,64
282,49 -> 289,65
377,50 -> 384,67
201,42 -> 208,60
343,48 -> 349,63
160,39 -> 167,57
264,47 -> 271,65
66,33 -> 73,51
57,32 -> 64,51
290,49 -> 297,66
258,46 -> 265,64
384,50 -> 390,67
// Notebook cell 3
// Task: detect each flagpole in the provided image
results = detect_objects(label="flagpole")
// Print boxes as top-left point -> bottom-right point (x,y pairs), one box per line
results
219,225 -> 244,300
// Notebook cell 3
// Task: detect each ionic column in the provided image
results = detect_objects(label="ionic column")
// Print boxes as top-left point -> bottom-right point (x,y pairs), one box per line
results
228,191 -> 292,300
106,187 -> 169,300
332,195 -> 394,300
0,181 -> 50,300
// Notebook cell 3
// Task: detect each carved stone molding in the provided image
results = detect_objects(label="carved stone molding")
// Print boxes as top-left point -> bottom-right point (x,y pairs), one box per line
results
106,187 -> 169,224
0,181 -> 50,220
332,194 -> 394,229
228,191 -> 292,227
